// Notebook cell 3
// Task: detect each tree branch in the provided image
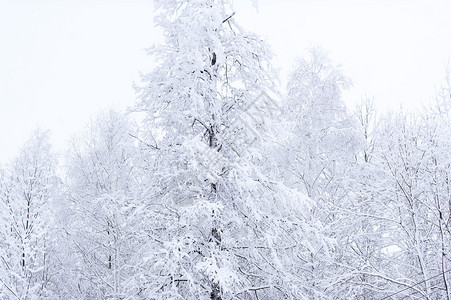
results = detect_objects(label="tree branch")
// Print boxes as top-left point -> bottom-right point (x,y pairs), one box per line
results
129,133 -> 159,150
222,12 -> 235,24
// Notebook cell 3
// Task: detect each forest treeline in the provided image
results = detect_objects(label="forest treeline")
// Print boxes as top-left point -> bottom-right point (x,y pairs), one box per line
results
1,0 -> 451,299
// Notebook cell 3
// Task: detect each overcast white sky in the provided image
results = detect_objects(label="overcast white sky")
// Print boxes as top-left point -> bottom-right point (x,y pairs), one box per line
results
1,0 -> 451,164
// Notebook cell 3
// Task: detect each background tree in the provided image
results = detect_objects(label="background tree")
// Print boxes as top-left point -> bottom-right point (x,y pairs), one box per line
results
281,48 -> 364,298
283,48 -> 361,200
0,131 -> 57,299
348,99 -> 451,299
63,110 -> 140,299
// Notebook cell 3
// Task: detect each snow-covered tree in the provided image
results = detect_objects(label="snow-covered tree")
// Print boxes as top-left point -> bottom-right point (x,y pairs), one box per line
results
133,1 -> 324,299
0,131 -> 57,299
284,48 -> 361,200
349,99 -> 451,299
63,110 -> 140,299
279,49 -> 364,298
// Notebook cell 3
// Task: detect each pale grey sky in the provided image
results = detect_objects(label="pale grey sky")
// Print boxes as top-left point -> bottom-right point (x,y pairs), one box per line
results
1,0 -> 451,164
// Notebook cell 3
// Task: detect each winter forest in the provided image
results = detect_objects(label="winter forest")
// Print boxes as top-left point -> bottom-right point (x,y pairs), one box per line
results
2,0 -> 451,299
